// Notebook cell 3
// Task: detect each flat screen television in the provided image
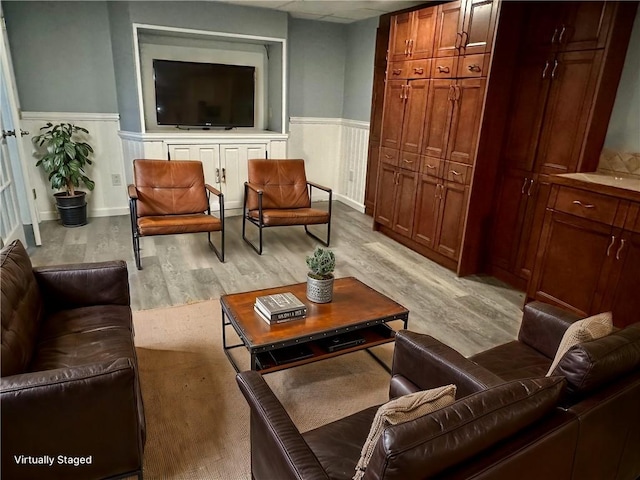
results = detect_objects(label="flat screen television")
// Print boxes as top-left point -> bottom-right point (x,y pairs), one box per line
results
153,59 -> 255,128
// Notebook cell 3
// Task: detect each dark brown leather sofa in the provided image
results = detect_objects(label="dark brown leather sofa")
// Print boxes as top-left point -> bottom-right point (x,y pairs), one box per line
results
1,240 -> 145,480
237,302 -> 640,480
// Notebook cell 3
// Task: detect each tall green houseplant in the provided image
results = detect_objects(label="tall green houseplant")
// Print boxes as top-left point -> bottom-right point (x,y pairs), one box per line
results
33,122 -> 95,227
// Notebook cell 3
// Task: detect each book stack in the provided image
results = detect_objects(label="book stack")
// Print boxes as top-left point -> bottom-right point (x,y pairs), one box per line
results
254,292 -> 307,325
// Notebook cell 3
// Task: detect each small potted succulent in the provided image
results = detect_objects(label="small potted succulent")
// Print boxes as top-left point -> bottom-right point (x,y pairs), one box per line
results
33,122 -> 95,227
305,247 -> 336,303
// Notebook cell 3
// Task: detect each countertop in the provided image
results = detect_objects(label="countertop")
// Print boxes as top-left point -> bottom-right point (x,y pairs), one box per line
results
550,172 -> 640,202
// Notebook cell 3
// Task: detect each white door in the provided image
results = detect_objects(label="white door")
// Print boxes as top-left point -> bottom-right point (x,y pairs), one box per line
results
0,9 -> 41,247
167,143 -> 222,209
220,143 -> 267,210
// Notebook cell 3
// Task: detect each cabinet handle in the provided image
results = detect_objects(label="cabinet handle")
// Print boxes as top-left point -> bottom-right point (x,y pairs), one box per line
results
607,236 -> 616,256
405,84 -> 410,99
409,39 -> 414,56
461,31 -> 469,49
616,239 -> 626,260
448,85 -> 455,101
527,178 -> 534,196
572,200 -> 595,209
437,65 -> 450,74
450,170 -> 461,176
400,85 -> 405,99
222,167 -> 226,183
558,25 -> 567,44
392,68 -> 402,76
403,158 -> 414,164
551,59 -> 559,79
455,32 -> 462,50
551,27 -> 559,44
542,60 -> 550,79
521,177 -> 528,194
215,168 -> 220,183
384,154 -> 394,159
413,67 -> 424,75
426,164 -> 436,169
456,85 -> 461,101
404,39 -> 409,56
467,64 -> 481,73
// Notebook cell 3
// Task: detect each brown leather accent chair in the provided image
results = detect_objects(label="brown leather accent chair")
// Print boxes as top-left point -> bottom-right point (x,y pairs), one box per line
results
128,159 -> 224,269
242,159 -> 331,254
1,240 -> 145,480
237,302 -> 640,480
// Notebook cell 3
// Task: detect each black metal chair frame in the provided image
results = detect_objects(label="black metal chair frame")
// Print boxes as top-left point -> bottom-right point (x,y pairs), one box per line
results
242,181 -> 332,255
128,185 -> 224,270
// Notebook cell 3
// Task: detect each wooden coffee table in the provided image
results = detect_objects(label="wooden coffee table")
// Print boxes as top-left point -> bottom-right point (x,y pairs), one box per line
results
221,277 -> 409,373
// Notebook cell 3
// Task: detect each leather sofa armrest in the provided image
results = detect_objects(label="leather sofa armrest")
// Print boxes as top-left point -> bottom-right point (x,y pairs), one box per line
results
34,260 -> 130,312
518,301 -> 583,359
390,330 -> 504,399
1,359 -> 144,479
127,184 -> 138,199
236,371 -> 329,480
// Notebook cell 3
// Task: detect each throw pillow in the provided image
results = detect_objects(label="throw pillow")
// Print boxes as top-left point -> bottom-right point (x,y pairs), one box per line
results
353,384 -> 456,480
546,311 -> 613,376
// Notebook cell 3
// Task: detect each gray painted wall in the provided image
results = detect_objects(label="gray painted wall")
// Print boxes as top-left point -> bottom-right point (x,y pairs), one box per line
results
604,7 -> 640,152
288,19 -> 346,118
343,17 -> 378,122
3,1 -> 118,113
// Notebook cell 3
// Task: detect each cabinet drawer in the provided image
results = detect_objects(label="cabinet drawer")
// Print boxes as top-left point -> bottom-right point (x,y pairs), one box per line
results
444,161 -> 472,185
431,57 -> 457,78
399,152 -> 421,172
457,54 -> 490,78
554,187 -> 619,224
380,147 -> 399,166
387,62 -> 410,79
408,59 -> 432,79
421,156 -> 442,177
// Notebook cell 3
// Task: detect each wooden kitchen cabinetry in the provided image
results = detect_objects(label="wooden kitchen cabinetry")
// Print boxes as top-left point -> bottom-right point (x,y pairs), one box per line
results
529,180 -> 640,328
433,0 -> 498,58
389,8 -> 437,62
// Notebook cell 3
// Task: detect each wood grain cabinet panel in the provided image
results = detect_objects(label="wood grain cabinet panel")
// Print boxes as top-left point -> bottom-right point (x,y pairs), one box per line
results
401,79 -> 429,154
436,181 -> 468,260
373,163 -> 398,228
389,8 -> 436,62
393,170 -> 419,237
460,0 -> 498,55
422,80 -> 455,159
558,2 -> 614,52
380,80 -> 406,149
446,78 -> 486,164
413,175 -> 441,248
604,230 -> 640,328
434,0 -> 464,58
389,13 -> 414,62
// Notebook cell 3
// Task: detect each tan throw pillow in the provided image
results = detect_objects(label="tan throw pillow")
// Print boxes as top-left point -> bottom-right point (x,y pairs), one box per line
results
546,311 -> 613,376
353,384 -> 456,480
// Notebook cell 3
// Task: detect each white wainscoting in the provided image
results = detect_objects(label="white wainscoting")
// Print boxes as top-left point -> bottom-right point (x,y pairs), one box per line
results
21,112 -> 129,221
288,117 -> 370,212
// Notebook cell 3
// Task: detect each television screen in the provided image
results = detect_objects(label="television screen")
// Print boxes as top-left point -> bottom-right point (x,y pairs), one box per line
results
153,59 -> 255,128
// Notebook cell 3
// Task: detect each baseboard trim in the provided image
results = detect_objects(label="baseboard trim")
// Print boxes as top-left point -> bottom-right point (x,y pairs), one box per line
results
335,194 -> 365,213
39,206 -> 130,221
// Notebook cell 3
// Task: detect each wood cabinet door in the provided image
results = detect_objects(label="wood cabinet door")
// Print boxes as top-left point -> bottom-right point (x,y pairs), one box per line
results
400,79 -> 429,154
422,79 -> 454,159
389,13 -> 413,62
380,80 -> 407,149
413,175 -> 441,248
435,181 -> 468,260
559,2 -> 614,52
530,211 -> 615,316
500,50 -> 552,172
520,2 -> 568,52
489,169 -> 530,273
374,163 -> 398,228
446,78 -> 486,165
434,0 -> 464,58
393,169 -> 418,237
411,8 -> 437,59
535,49 -> 604,175
460,0 -> 498,56
604,230 -> 640,328
364,143 -> 380,214
369,65 -> 386,146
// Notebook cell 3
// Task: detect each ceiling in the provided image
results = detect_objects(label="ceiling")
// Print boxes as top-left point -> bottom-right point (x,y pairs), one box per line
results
216,0 -> 424,23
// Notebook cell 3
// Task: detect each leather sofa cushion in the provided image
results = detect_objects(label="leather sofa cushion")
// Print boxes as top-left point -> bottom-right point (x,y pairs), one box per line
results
248,208 -> 330,226
133,159 -> 209,217
1,240 -> 44,377
470,341 -> 551,381
546,311 -> 613,376
246,159 -> 311,211
38,305 -> 133,339
552,323 -> 640,396
364,376 -> 566,480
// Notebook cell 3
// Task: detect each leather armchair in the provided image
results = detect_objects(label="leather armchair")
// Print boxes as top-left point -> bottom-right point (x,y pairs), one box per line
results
128,159 -> 224,268
242,159 -> 331,254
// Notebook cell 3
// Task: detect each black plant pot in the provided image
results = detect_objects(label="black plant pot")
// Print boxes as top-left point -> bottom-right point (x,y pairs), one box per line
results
54,191 -> 88,227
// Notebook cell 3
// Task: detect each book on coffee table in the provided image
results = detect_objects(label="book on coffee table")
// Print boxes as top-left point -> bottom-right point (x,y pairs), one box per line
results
254,304 -> 306,324
255,292 -> 306,323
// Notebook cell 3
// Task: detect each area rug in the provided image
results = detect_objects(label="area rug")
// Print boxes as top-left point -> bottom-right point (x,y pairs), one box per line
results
133,300 -> 393,479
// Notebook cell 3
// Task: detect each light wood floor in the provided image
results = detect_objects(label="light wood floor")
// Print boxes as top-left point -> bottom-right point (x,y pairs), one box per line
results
28,202 -> 525,356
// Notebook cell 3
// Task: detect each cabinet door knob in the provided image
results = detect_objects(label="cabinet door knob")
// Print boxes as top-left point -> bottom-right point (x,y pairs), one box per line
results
551,59 -> 559,79
616,239 -> 626,260
403,158 -> 413,163
384,154 -> 394,159
404,39 -> 409,55
551,27 -> 559,44
413,67 -> 424,74
558,25 -> 567,44
450,170 -> 461,176
521,177 -> 528,194
222,167 -> 226,183
542,60 -> 550,79
215,168 -> 220,183
572,200 -> 594,209
467,64 -> 481,73
606,235 -> 616,257
437,66 -> 450,74
461,31 -> 469,49
527,178 -> 534,196
409,39 -> 414,56
392,69 -> 402,75
426,164 -> 436,169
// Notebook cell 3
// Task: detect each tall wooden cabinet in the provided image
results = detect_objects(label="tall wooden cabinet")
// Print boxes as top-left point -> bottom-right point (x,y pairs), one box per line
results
365,0 -> 637,279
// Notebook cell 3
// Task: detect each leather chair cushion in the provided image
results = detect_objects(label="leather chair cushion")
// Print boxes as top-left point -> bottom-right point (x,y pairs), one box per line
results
133,159 -> 209,217
1,240 -> 44,377
248,208 -> 330,226
364,376 -> 566,480
546,312 -> 613,376
470,341 -> 551,381
246,159 -> 311,211
137,214 -> 222,236
552,323 -> 640,396
302,405 -> 379,480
